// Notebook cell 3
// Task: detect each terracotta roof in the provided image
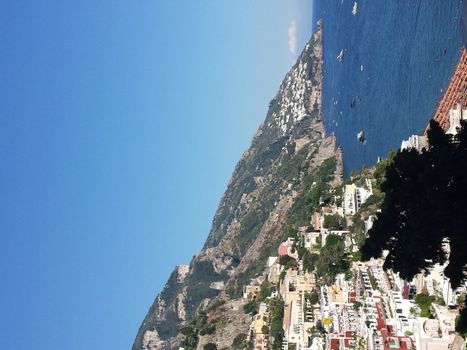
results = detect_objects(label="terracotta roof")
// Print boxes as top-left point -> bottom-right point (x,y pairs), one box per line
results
428,48 -> 467,132
278,243 -> 288,256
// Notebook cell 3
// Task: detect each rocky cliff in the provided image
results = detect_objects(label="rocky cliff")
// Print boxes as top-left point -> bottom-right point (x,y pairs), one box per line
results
132,24 -> 343,350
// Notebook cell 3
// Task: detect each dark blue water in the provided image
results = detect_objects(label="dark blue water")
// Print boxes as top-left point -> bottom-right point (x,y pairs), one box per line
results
313,0 -> 464,174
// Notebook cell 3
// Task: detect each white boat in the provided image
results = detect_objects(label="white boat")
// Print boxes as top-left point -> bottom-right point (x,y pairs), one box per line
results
357,130 -> 365,143
337,49 -> 345,62
352,2 -> 358,16
360,65 -> 364,71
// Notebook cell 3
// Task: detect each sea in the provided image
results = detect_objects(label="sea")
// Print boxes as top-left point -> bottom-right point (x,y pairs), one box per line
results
312,0 -> 464,175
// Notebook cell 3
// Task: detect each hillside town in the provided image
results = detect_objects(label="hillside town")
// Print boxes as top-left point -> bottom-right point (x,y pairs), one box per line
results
240,54 -> 467,350
172,41 -> 467,350
241,164 -> 466,350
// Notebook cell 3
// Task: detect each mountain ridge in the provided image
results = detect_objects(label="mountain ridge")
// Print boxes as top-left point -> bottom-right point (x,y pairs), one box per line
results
132,23 -> 344,350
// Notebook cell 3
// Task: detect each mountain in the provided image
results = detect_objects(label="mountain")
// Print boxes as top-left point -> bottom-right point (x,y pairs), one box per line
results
132,23 -> 343,350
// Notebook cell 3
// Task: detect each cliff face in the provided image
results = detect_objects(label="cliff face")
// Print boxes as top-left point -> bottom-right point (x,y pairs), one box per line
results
132,24 -> 342,350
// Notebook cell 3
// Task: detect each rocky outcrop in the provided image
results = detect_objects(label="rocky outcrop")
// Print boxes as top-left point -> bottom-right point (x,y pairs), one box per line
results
132,23 -> 343,350
196,298 -> 251,350
142,329 -> 164,350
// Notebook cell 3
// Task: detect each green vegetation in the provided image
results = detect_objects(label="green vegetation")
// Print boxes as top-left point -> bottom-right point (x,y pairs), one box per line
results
185,260 -> 228,318
361,121 -> 467,333
371,149 -> 397,190
180,311 -> 210,349
236,209 -> 263,254
229,237 -> 279,297
323,214 -> 346,230
268,297 -> 285,350
231,334 -> 248,349
203,343 -> 218,350
279,270 -> 286,281
349,215 -> 366,249
351,251 -> 362,262
242,281 -> 273,315
279,255 -> 298,269
307,290 -> 319,305
295,239 -> 308,260
260,281 -> 273,300
434,296 -> 446,306
353,301 -> 362,311
360,192 -> 384,210
234,157 -> 339,300
288,157 -> 337,226
243,300 -> 258,314
367,269 -> 377,290
315,234 -> 349,278
285,224 -> 298,238
206,299 -> 226,313
362,122 -> 466,285
181,315 -> 228,347
302,251 -> 319,273
314,320 -> 326,335
415,293 -> 435,318
199,323 -> 216,336
456,314 -> 467,338
457,293 -> 467,337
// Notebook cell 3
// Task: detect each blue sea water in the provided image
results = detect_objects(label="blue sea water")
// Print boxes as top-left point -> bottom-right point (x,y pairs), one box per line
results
312,0 -> 464,174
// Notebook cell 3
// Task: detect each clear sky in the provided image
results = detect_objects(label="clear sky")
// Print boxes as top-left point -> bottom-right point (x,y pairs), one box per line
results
0,1 -> 312,349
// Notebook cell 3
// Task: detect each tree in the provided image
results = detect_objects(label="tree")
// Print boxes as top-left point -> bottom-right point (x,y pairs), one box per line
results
243,300 -> 257,314
231,334 -> 247,349
269,298 -> 285,349
294,238 -> 308,259
285,224 -> 298,239
307,290 -> 319,305
323,214 -> 346,230
415,293 -> 435,317
260,282 -> 271,300
204,343 -> 218,350
360,120 -> 467,333
199,323 -> 216,335
316,234 -> 349,278
302,251 -> 319,273
279,255 -> 297,269
361,120 -> 465,282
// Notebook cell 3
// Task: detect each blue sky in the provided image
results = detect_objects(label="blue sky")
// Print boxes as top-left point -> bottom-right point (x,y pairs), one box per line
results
0,1 -> 312,349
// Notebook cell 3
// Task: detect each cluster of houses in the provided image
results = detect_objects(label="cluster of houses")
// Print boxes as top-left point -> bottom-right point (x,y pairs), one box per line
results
242,174 -> 467,350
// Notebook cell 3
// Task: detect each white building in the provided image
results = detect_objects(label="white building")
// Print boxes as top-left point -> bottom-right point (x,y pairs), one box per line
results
414,316 -> 455,350
412,262 -> 465,307
400,135 -> 428,152
343,181 -> 372,216
446,103 -> 467,135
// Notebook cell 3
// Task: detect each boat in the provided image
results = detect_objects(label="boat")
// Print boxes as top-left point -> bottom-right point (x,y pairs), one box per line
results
357,130 -> 365,143
352,2 -> 358,16
360,65 -> 364,71
337,49 -> 345,62
350,96 -> 361,108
